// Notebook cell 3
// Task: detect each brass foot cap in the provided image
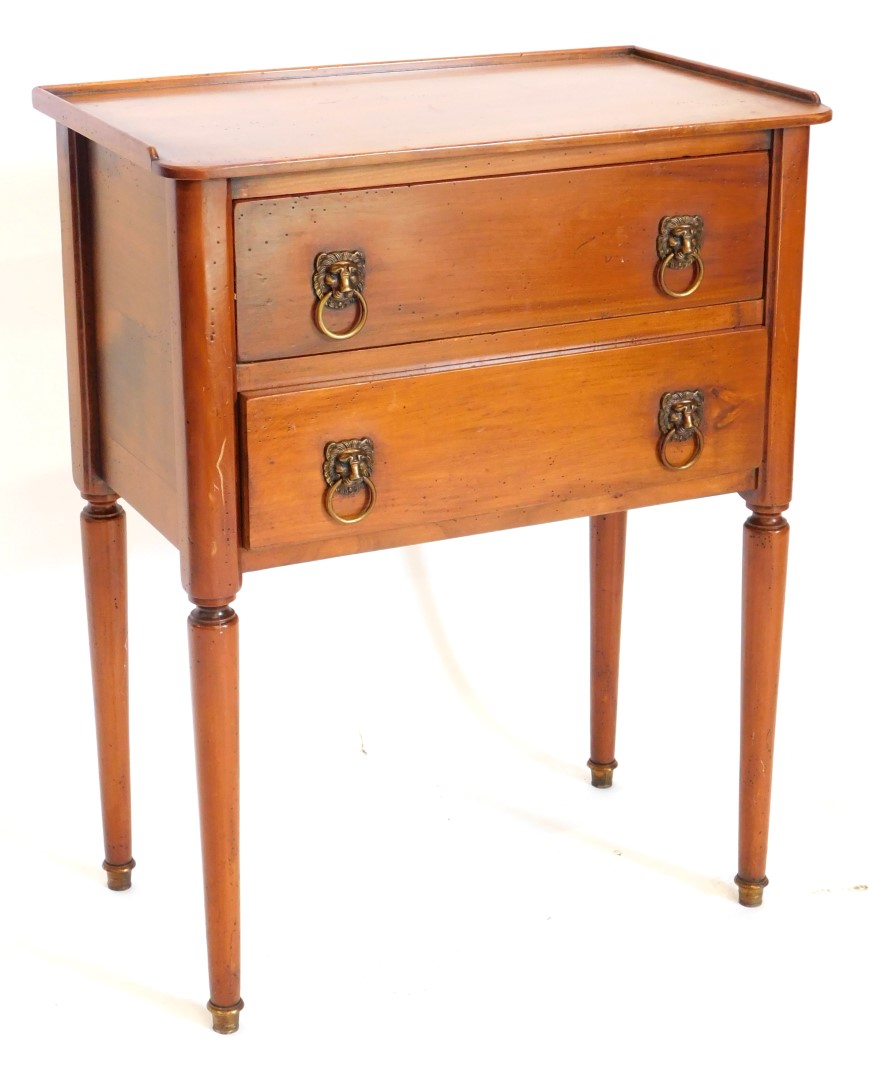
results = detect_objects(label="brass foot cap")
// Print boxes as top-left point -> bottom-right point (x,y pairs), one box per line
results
207,999 -> 244,1034
588,759 -> 618,789
103,858 -> 136,891
734,874 -> 768,907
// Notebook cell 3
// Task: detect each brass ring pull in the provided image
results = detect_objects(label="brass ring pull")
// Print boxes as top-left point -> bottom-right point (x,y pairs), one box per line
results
656,215 -> 704,299
314,288 -> 368,340
657,389 -> 705,471
323,438 -> 376,525
658,425 -> 704,471
656,251 -> 705,299
326,474 -> 376,523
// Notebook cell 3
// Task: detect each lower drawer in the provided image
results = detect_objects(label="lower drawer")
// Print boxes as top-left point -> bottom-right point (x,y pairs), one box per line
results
240,328 -> 767,553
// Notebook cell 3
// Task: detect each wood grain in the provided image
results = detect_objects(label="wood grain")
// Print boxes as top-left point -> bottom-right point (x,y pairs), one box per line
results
240,466 -> 757,572
738,512 -> 789,899
589,513 -> 628,774
748,127 -> 811,512
56,126 -> 112,499
81,500 -> 132,872
236,301 -> 764,395
88,143 -> 179,540
231,132 -> 771,200
240,328 -> 768,553
235,154 -> 770,362
173,180 -> 240,604
33,49 -> 830,180
189,606 -> 241,1010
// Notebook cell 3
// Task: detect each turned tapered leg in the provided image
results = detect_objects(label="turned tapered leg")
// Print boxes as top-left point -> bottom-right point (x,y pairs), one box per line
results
588,512 -> 627,788
735,511 -> 789,907
189,604 -> 243,1033
81,498 -> 135,890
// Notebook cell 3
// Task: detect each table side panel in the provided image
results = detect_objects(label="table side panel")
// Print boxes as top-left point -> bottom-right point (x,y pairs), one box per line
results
55,126 -> 114,499
89,143 -> 180,543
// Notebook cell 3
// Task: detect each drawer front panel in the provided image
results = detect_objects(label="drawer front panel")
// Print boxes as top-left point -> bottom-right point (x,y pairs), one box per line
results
241,328 -> 768,551
235,153 -> 769,362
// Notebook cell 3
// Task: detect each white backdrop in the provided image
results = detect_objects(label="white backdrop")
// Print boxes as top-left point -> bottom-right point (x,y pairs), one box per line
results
2,6 -> 865,1077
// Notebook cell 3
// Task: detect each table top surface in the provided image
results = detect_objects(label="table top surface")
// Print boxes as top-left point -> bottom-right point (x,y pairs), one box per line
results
33,47 -> 831,180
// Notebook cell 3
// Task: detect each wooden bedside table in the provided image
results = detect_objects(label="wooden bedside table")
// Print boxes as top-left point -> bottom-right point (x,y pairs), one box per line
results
33,47 -> 830,1033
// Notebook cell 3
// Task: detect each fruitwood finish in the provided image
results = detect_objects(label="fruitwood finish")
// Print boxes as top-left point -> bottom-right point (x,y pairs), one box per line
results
589,513 -> 628,789
81,499 -> 133,888
241,329 -> 767,554
234,153 -> 770,362
34,48 -> 830,1033
189,606 -> 242,1020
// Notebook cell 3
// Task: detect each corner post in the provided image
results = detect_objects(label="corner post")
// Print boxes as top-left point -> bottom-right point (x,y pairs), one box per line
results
174,177 -> 243,1029
736,126 -> 810,906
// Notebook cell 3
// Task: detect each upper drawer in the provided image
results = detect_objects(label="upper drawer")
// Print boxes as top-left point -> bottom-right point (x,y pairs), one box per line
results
234,152 -> 770,362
